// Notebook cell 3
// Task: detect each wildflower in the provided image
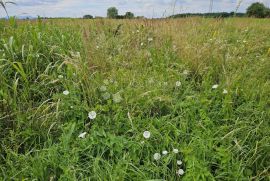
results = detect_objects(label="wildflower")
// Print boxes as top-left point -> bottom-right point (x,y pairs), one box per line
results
163,82 -> 168,86
148,37 -> 153,42
162,150 -> 168,155
153,153 -> 161,160
143,131 -> 151,139
102,92 -> 110,100
177,160 -> 183,165
136,30 -> 140,33
183,70 -> 189,75
140,42 -> 144,46
99,85 -> 107,92
58,75 -> 64,79
176,81 -> 181,87
78,132 -> 87,139
223,89 -> 228,94
96,46 -> 99,49
70,106 -> 74,109
212,84 -> 219,89
243,40 -> 247,43
63,90 -> 69,95
176,169 -> 185,176
173,148 -> 179,154
103,79 -> 109,85
113,92 -> 122,103
88,111 -> 97,120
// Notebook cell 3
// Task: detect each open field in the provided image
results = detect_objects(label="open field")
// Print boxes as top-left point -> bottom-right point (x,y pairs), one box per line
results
0,18 -> 270,180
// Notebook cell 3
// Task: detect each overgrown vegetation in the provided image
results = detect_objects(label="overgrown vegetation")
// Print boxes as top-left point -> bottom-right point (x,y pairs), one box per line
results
0,17 -> 269,180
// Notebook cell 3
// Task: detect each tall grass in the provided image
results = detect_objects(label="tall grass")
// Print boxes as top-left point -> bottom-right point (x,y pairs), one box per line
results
0,17 -> 269,180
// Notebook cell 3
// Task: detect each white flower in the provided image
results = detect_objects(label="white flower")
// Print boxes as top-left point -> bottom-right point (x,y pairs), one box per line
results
78,132 -> 87,139
143,131 -> 151,139
173,148 -> 179,154
113,92 -> 122,103
102,92 -> 110,100
140,42 -> 144,46
136,30 -> 140,33
183,70 -> 189,75
223,89 -> 228,94
88,111 -> 97,120
148,37 -> 153,42
162,150 -> 168,155
70,106 -> 74,109
176,169 -> 185,176
176,81 -> 181,87
153,153 -> 161,160
99,85 -> 107,92
177,160 -> 183,165
63,90 -> 69,95
212,84 -> 219,89
163,82 -> 168,86
96,46 -> 99,49
58,75 -> 64,79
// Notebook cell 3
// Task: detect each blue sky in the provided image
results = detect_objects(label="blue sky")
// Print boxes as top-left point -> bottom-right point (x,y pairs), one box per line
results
3,0 -> 270,18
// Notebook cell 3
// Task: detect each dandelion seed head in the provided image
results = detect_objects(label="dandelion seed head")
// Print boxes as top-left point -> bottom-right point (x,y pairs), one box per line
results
99,85 -> 107,92
58,75 -> 64,79
63,90 -> 69,95
176,169 -> 185,176
173,148 -> 179,154
143,131 -> 151,139
223,89 -> 228,94
153,153 -> 161,160
176,81 -> 181,87
212,84 -> 219,89
113,92 -> 122,103
88,111 -> 97,120
102,92 -> 111,100
162,150 -> 168,155
177,160 -> 183,165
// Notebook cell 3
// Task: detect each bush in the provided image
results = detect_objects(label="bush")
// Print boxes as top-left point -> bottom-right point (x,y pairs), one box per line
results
83,15 -> 93,19
247,2 -> 269,18
107,7 -> 118,19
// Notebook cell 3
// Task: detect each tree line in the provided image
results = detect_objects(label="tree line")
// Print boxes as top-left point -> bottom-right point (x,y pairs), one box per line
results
83,2 -> 270,19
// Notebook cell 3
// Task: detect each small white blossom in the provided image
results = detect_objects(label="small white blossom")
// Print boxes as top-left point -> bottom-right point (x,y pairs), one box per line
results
78,132 -> 87,139
143,131 -> 151,139
153,153 -> 161,160
212,84 -> 219,89
58,75 -> 64,79
113,92 -> 122,103
63,90 -> 69,95
183,70 -> 189,75
177,160 -> 183,165
162,150 -> 168,155
148,37 -> 153,42
176,169 -> 185,176
140,42 -> 144,46
88,111 -> 97,120
99,85 -> 107,92
102,92 -> 110,100
223,89 -> 228,94
136,30 -> 140,33
176,81 -> 181,87
173,148 -> 179,154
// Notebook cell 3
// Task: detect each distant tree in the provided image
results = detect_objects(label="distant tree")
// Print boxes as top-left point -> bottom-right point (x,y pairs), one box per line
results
247,2 -> 268,18
83,15 -> 93,19
125,12 -> 134,19
107,7 -> 118,19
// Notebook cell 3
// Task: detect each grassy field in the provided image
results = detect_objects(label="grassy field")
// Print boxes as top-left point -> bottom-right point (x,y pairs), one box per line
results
0,17 -> 270,180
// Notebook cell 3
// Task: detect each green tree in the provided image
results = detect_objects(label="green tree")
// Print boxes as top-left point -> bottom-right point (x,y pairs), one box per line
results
83,15 -> 93,19
247,2 -> 268,18
125,12 -> 134,19
107,7 -> 118,19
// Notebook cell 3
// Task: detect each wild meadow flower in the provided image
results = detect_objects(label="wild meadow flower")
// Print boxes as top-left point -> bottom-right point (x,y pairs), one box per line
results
148,37 -> 153,42
162,150 -> 168,155
88,111 -> 97,120
63,90 -> 69,95
176,81 -> 181,87
223,89 -> 228,94
103,79 -> 109,85
143,131 -> 151,139
177,160 -> 183,165
78,132 -> 87,139
163,82 -> 168,86
113,92 -> 122,103
141,42 -> 144,46
58,75 -> 64,79
212,84 -> 219,89
136,30 -> 140,33
173,148 -> 179,154
183,70 -> 189,75
99,85 -> 107,92
153,153 -> 161,160
176,169 -> 185,176
102,92 -> 110,100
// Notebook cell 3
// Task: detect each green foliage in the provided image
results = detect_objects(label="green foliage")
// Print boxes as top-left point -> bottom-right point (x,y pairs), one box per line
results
0,18 -> 269,180
246,2 -> 269,18
125,12 -> 135,19
83,14 -> 93,19
107,7 -> 118,19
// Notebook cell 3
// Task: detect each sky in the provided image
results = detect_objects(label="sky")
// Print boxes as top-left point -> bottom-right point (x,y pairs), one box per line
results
2,0 -> 270,18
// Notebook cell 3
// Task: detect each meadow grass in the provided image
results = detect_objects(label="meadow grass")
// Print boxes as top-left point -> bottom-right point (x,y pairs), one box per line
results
0,17 -> 269,180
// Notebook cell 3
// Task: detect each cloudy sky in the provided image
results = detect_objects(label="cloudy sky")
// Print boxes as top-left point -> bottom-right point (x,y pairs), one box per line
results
2,0 -> 270,18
